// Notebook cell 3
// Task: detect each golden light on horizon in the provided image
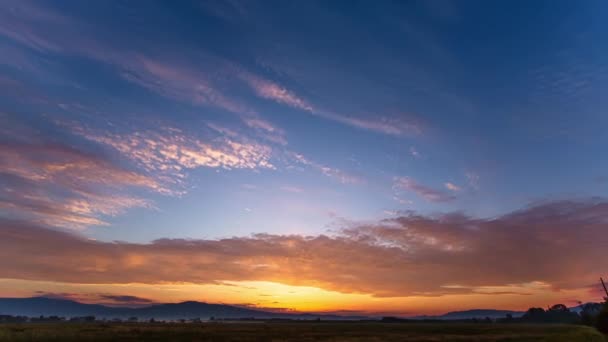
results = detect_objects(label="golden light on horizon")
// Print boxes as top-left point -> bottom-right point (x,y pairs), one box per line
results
0,278 -> 596,316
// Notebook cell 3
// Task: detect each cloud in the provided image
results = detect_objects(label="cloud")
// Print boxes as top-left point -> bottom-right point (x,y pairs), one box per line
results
393,196 -> 413,205
327,114 -> 422,136
466,171 -> 480,190
444,182 -> 461,192
112,55 -> 289,146
65,121 -> 356,193
394,177 -> 456,202
0,2 -> 287,146
121,56 -> 250,115
0,1 -> 66,52
238,71 -> 421,137
67,123 -> 276,187
0,1 -> 424,142
409,147 -> 420,158
35,292 -> 156,307
97,294 -> 156,306
239,71 -> 314,112
0,115 -> 354,232
290,153 -> 363,185
0,141 -> 158,229
280,186 -> 304,193
0,2 -> 244,114
2,199 -> 607,298
239,117 -> 288,146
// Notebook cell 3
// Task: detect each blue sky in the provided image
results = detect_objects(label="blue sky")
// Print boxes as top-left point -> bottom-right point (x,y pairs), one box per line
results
3,0 -> 608,313
2,0 -> 608,243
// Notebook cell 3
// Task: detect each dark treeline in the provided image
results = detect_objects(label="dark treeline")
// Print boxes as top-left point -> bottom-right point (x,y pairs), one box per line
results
0,315 -> 146,324
2,302 -> 607,335
381,301 -> 608,335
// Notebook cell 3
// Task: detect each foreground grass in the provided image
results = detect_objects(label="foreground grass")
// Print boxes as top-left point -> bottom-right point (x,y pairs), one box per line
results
0,322 -> 605,341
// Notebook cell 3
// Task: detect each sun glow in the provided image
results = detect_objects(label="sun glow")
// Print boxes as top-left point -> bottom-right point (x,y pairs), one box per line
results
0,278 -> 595,316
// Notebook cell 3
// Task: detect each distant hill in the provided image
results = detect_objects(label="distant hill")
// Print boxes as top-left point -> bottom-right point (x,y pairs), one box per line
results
412,309 -> 524,320
0,297 -> 365,320
569,302 -> 603,314
0,297 -> 117,318
3,297 -> 591,321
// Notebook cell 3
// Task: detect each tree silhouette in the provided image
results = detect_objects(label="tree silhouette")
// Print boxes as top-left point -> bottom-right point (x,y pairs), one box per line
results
548,304 -> 569,313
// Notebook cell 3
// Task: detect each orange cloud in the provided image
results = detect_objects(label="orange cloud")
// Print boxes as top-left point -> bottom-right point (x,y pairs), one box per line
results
1,199 -> 606,299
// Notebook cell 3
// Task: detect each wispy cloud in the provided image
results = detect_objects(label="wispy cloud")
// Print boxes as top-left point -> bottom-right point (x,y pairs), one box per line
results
238,71 -> 422,136
0,1 -> 287,146
0,142 -> 157,229
409,147 -> 421,158
122,56 -> 250,115
394,177 -> 456,202
116,56 -> 289,146
0,0 -> 425,143
290,153 -> 363,185
36,292 -> 156,307
280,186 -> 304,193
239,71 -> 314,112
326,113 -> 422,136
466,171 -> 480,190
240,117 -> 288,146
112,56 -> 289,147
2,199 -> 607,297
0,1 -> 66,52
444,182 -> 461,192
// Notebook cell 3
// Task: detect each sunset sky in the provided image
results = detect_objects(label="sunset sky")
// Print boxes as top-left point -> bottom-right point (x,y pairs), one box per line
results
1,0 -> 608,316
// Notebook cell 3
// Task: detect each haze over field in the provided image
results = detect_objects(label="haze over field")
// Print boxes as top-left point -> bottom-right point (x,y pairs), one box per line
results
1,0 -> 608,317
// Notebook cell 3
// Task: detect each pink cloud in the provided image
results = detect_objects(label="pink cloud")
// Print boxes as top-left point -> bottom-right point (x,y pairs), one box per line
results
67,124 -> 276,186
123,56 -> 252,115
290,152 -> 363,185
0,1 -> 424,141
0,142 -> 157,229
444,182 -> 461,192
280,186 -> 304,193
238,71 -> 422,137
0,2 -> 288,148
238,71 -> 315,112
394,177 -> 456,202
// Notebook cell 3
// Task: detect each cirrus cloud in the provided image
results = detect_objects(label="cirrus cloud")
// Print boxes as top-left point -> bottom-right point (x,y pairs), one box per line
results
394,177 -> 456,203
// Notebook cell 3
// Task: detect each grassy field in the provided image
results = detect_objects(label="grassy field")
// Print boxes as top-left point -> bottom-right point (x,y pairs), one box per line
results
0,322 -> 605,341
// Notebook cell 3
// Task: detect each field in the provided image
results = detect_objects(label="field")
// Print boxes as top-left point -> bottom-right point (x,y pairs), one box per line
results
0,322 -> 606,342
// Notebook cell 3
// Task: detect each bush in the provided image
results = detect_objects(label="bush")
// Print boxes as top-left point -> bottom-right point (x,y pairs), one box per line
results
596,304 -> 608,334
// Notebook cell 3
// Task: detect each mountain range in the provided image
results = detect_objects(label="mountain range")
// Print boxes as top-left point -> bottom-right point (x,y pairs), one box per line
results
0,297 -> 366,320
8,297 -> 590,321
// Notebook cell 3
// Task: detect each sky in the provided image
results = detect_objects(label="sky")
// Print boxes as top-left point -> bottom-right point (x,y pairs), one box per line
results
1,0 -> 608,316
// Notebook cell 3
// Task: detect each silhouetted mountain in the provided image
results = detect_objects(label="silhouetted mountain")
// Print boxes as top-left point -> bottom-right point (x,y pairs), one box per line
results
569,302 -> 603,314
0,297 -> 117,317
9,297 -> 588,321
0,297 -> 365,320
126,301 -> 277,320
